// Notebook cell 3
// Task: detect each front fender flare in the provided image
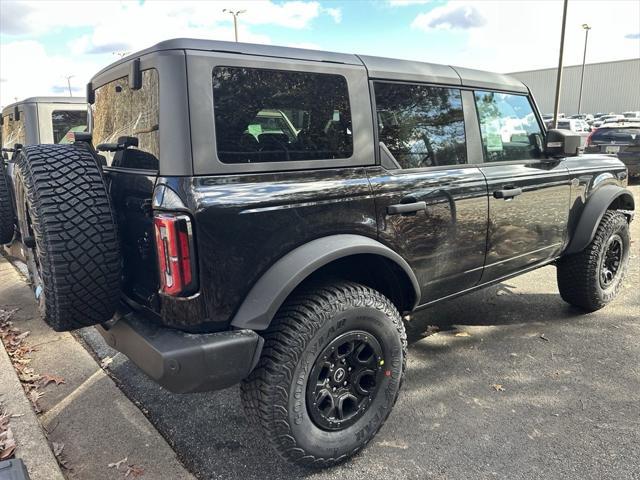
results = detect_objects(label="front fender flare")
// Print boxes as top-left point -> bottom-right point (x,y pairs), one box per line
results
230,234 -> 420,331
565,185 -> 634,254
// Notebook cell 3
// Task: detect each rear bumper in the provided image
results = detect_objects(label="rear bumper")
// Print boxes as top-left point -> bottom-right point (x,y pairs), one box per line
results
96,309 -> 263,393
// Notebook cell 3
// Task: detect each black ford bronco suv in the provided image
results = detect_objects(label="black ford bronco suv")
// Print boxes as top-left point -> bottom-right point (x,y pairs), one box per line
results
1,39 -> 634,467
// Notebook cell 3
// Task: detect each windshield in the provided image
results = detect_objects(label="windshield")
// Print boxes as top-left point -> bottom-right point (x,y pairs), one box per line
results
91,68 -> 159,169
53,110 -> 87,144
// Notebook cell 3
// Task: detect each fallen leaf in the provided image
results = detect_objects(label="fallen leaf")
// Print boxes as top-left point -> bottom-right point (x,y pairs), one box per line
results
52,442 -> 64,457
29,390 -> 44,413
40,374 -> 66,387
18,371 -> 41,383
52,442 -> 72,470
125,464 -> 145,478
100,356 -> 114,368
108,457 -> 128,469
491,384 -> 506,392
454,331 -> 471,337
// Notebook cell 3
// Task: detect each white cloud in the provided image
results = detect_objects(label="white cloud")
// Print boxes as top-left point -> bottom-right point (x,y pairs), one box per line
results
409,0 -> 640,73
412,3 -> 486,31
0,0 -> 340,106
0,40 -> 101,105
324,7 -> 342,23
388,0 -> 431,6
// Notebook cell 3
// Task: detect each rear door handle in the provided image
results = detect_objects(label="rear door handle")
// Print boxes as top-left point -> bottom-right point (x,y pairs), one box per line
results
493,187 -> 522,199
387,201 -> 427,215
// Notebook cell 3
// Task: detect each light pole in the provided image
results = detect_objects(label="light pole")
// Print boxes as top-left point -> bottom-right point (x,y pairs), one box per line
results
577,23 -> 591,115
65,75 -> 74,97
223,9 -> 246,42
552,0 -> 569,129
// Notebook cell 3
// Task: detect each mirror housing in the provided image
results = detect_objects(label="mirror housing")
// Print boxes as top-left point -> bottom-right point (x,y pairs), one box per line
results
545,129 -> 581,158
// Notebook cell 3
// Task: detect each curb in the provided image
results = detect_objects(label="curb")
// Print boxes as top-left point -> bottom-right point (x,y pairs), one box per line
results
0,335 -> 65,480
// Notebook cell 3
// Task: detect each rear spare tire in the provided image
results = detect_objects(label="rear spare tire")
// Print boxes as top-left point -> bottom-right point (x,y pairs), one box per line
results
0,161 -> 14,244
14,144 -> 120,331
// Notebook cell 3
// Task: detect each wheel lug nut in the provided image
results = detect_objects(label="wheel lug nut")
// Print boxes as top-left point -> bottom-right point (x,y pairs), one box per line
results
343,381 -> 347,386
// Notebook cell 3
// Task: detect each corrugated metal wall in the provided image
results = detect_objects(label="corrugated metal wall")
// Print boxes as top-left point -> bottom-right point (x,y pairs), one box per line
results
509,58 -> 640,115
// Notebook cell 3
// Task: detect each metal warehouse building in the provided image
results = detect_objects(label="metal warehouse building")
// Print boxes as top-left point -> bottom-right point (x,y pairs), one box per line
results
509,58 -> 640,116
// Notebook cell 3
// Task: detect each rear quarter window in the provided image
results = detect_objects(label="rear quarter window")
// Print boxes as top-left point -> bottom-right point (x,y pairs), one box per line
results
53,110 -> 87,144
212,66 -> 353,164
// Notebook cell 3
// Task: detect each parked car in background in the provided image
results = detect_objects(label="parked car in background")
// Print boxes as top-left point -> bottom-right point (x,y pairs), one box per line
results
1,96 -> 87,245
603,116 -> 629,125
593,114 -> 624,128
558,118 -> 591,137
622,111 -> 640,119
570,113 -> 594,124
586,121 -> 640,177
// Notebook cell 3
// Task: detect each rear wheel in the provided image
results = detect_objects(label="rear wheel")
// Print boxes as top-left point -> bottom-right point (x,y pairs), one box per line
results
14,144 -> 121,331
0,161 -> 14,244
240,281 -> 407,467
557,210 -> 630,312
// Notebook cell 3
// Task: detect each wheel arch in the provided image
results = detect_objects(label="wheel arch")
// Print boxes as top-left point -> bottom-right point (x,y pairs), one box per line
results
230,234 -> 420,331
565,185 -> 634,255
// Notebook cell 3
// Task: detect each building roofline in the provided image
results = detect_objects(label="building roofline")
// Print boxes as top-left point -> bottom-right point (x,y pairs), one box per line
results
507,57 -> 640,75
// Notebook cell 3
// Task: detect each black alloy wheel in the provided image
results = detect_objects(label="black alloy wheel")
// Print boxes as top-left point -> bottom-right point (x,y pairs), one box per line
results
307,330 -> 385,431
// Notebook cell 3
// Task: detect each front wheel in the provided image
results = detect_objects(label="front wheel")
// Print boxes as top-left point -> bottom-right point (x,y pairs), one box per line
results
240,281 -> 407,467
557,210 -> 631,312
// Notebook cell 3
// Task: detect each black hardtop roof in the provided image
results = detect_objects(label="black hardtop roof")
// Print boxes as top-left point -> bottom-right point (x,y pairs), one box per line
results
93,38 -> 527,93
2,96 -> 86,115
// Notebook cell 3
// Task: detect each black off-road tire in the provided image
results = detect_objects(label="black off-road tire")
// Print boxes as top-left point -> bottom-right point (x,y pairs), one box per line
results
240,281 -> 407,468
0,162 -> 14,244
557,210 -> 630,312
14,144 -> 120,331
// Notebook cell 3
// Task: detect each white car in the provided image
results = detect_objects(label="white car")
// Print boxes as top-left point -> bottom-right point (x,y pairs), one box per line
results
592,114 -> 624,128
556,118 -> 591,134
622,111 -> 640,119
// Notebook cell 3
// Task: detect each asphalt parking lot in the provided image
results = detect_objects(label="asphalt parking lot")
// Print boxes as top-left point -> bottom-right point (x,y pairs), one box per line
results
75,181 -> 639,480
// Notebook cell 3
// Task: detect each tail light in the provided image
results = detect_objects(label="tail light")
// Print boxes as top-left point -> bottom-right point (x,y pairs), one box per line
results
153,213 -> 198,296
585,129 -> 597,147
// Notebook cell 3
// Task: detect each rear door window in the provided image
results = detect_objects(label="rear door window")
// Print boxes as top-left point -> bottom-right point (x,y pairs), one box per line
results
53,110 -> 87,144
474,91 -> 543,162
91,68 -> 159,170
212,66 -> 353,163
373,82 -> 467,169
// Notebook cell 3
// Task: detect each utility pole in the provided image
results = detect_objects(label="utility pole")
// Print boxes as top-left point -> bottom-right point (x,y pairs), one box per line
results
223,9 -> 246,42
65,75 -> 74,97
577,23 -> 591,114
552,0 -> 568,129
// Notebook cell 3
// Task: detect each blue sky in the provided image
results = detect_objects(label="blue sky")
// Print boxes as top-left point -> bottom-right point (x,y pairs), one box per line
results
1,0 -> 639,107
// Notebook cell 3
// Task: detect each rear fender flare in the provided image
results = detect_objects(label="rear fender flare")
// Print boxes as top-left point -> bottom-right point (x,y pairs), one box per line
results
565,185 -> 634,254
230,234 -> 420,331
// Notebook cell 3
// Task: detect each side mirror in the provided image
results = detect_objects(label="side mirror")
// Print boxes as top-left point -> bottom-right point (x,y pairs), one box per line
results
545,129 -> 581,158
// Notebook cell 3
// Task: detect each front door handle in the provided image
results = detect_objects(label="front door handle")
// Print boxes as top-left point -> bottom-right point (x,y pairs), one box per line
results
493,187 -> 523,199
387,201 -> 427,215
